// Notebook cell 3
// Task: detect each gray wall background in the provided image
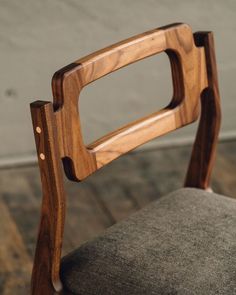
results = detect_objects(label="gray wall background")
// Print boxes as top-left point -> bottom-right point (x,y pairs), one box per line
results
0,0 -> 236,164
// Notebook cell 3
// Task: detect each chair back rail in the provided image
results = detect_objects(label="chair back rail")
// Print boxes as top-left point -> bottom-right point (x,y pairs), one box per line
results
52,23 -> 208,181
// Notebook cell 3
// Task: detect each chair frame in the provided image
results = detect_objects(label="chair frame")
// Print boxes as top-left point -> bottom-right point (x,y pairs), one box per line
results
30,23 -> 221,294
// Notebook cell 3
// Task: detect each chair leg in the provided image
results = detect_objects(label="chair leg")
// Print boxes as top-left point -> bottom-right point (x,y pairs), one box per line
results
185,32 -> 221,189
30,101 -> 66,294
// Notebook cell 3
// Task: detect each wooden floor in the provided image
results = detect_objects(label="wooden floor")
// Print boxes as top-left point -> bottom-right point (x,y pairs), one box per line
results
0,140 -> 235,294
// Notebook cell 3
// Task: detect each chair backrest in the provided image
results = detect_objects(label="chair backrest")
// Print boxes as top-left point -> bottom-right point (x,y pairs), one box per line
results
30,23 -> 221,294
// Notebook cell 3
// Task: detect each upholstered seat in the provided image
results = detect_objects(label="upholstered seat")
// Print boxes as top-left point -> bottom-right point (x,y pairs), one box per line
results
60,188 -> 236,295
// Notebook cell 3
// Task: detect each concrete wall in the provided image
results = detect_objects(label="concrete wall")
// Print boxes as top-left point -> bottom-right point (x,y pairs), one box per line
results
0,0 -> 236,164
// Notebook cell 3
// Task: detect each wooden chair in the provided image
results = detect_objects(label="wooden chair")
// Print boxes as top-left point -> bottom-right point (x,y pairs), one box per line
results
30,23 -> 236,295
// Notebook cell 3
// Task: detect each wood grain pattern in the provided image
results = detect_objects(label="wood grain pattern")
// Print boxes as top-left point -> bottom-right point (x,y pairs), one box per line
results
30,101 -> 66,294
185,32 -> 221,189
30,23 -> 221,294
52,23 -> 208,181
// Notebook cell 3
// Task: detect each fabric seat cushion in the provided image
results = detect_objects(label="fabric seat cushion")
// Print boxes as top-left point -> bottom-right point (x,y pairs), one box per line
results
60,188 -> 236,295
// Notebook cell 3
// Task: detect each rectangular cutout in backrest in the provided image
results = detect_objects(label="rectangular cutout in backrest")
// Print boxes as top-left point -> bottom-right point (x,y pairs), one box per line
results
80,53 -> 172,144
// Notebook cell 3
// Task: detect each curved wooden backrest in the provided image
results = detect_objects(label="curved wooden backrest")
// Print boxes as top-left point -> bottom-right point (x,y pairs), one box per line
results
52,23 -> 208,181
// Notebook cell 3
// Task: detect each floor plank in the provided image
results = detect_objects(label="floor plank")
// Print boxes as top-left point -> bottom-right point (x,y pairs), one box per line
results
0,200 -> 32,294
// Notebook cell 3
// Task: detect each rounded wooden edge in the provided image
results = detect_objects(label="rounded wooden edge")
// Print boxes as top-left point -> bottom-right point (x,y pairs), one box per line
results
52,23 -> 208,181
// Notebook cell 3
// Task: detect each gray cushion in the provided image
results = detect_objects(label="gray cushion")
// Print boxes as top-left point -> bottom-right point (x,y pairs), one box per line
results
60,188 -> 236,295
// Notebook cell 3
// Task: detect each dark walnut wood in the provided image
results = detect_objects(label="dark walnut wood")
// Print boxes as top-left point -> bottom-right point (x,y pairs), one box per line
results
30,102 -> 66,294
52,23 -> 208,181
30,23 -> 221,294
185,32 -> 221,189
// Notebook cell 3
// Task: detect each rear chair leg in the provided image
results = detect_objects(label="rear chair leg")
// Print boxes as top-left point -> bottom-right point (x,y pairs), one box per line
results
185,32 -> 221,190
